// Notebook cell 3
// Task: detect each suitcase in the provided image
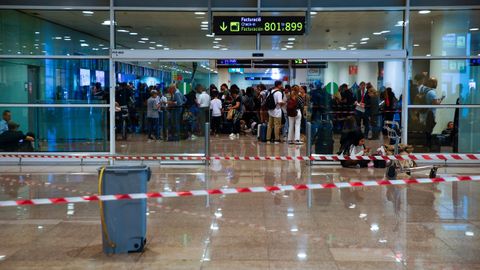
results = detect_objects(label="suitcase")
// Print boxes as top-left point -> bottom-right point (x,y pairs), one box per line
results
258,123 -> 267,142
100,166 -> 151,254
314,120 -> 334,154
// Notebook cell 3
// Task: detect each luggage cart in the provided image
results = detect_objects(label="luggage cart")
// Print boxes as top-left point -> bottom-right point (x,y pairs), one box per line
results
383,121 -> 438,179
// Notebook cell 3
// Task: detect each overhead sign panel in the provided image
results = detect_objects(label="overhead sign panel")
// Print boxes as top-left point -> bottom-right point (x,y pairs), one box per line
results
213,16 -> 305,35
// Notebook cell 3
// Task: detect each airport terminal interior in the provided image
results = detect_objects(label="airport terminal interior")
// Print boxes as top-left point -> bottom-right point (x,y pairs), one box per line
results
1,0 -> 480,269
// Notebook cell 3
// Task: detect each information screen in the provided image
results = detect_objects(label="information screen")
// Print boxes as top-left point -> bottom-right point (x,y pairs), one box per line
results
213,16 -> 305,35
80,69 -> 90,87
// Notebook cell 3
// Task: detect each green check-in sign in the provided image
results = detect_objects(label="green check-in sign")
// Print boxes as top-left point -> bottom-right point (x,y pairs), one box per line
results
213,16 -> 305,35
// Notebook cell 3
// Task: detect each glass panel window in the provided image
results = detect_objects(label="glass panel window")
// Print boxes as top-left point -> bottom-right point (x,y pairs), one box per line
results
261,11 -> 404,50
114,11 -> 256,50
0,107 -> 109,152
0,59 -> 110,104
409,59 -> 480,105
114,60 -> 214,155
407,108 -> 479,153
0,10 -> 110,56
410,9 -> 480,57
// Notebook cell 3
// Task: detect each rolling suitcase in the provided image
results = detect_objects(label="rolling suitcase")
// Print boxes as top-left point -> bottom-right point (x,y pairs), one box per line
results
258,123 -> 267,142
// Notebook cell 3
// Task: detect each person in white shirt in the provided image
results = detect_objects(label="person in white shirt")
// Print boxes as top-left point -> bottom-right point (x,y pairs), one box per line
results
266,81 -> 285,144
155,89 -> 168,140
195,85 -> 211,136
209,92 -> 223,136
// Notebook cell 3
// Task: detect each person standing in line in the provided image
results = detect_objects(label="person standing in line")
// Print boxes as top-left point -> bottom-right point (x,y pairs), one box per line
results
167,84 -> 185,141
266,80 -> 285,144
355,81 -> 370,138
197,85 -> 211,136
156,89 -> 168,140
228,87 -> 242,139
210,92 -> 223,137
257,84 -> 268,124
287,86 -> 303,145
146,90 -> 160,141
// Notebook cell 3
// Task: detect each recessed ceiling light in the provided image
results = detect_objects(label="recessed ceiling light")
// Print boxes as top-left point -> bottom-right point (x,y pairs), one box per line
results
64,38 -> 71,41
350,48 -> 357,50
149,47 -> 155,50
213,41 -> 219,44
82,11 -> 94,15
80,43 -> 89,47
201,28 -> 208,30
214,38 -> 222,41
351,42 -> 357,45
281,48 -> 287,50
201,21 -> 209,25
141,37 -> 149,41
310,11 -> 317,15
213,46 -> 220,49
156,44 -> 163,47
381,30 -> 390,34
413,44 -> 420,47
138,40 -> 146,43
419,10 -> 431,14
361,37 -> 369,41
373,32 -> 382,35
288,37 -> 296,41
285,45 -> 293,48
149,41 -> 156,44
470,27 -> 479,31
395,20 -> 404,26
195,12 -> 206,15
287,42 -> 294,45
206,34 -> 215,37
220,48 -> 228,50
129,32 -> 138,35
101,20 -> 114,26
79,39 -> 85,42
164,48 -> 170,50
117,29 -> 129,33
426,54 -> 431,56
347,44 -> 354,47
54,36 -> 62,40
34,32 -> 40,35
360,41 -> 367,44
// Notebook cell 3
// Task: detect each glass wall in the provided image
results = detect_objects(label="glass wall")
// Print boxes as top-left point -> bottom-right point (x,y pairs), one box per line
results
0,10 -> 110,56
1,1 -> 479,155
0,107 -> 108,152
114,60 -> 215,155
0,59 -> 110,104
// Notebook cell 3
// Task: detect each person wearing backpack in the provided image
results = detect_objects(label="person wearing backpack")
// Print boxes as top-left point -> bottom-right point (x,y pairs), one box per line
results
266,80 -> 285,144
287,86 -> 303,145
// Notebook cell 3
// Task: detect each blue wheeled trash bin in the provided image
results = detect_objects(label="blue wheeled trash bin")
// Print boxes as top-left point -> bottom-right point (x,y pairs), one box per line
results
98,165 -> 151,254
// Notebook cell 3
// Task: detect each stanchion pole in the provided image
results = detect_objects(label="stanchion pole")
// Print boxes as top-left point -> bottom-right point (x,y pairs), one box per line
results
205,122 -> 210,166
306,122 -> 312,166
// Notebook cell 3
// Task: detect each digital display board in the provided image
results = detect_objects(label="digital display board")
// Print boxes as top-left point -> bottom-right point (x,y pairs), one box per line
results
213,16 -> 305,35
80,69 -> 90,86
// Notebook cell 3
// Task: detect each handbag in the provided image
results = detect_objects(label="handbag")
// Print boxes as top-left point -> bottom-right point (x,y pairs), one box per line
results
226,109 -> 235,120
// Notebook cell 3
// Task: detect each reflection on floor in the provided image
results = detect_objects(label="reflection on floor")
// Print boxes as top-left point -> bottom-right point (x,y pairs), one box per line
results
1,137 -> 480,269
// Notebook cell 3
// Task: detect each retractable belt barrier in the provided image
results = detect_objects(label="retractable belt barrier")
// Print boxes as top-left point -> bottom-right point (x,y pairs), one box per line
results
1,175 -> 479,207
1,154 -> 480,161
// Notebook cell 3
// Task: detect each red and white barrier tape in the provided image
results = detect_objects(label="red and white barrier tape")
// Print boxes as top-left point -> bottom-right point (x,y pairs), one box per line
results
1,175 -> 479,207
1,154 -> 480,161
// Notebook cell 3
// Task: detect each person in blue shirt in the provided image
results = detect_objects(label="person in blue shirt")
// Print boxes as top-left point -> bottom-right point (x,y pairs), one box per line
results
0,110 -> 11,135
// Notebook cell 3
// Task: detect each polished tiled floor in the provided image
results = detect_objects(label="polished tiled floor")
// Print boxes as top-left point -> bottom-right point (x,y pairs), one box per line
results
0,136 -> 479,269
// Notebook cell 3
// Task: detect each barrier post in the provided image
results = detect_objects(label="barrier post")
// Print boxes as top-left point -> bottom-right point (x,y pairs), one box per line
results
306,122 -> 312,166
205,122 -> 210,166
